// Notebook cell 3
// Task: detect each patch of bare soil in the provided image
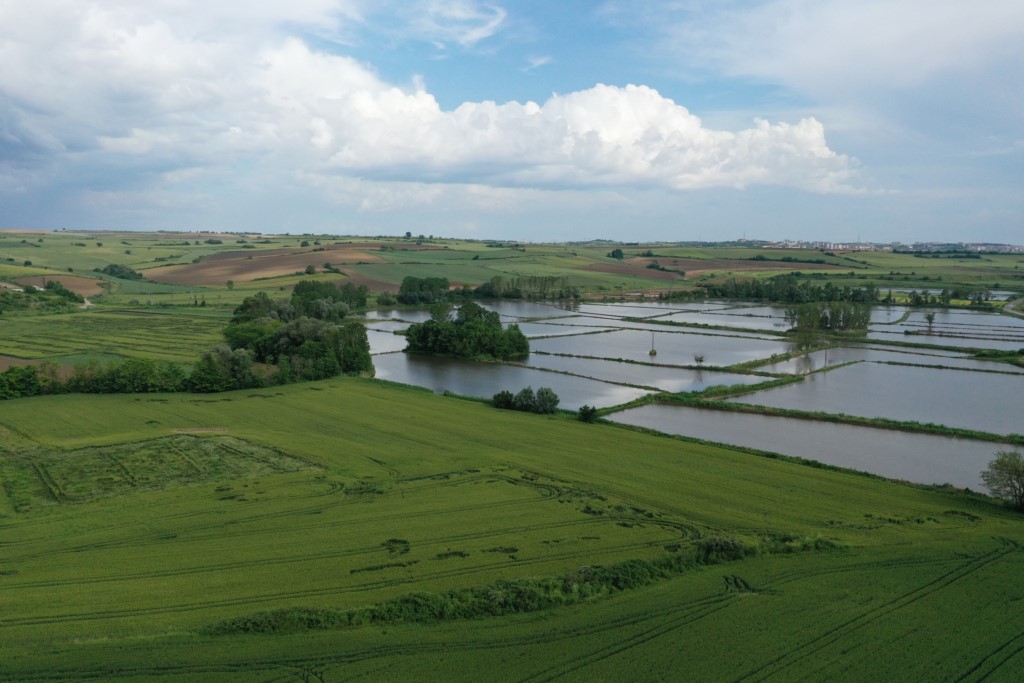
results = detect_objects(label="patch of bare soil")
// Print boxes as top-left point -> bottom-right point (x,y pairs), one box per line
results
13,275 -> 106,297
145,247 -> 387,285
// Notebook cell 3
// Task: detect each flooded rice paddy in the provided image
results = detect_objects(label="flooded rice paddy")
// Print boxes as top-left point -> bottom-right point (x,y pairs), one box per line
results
610,404 -> 1010,489
362,299 -> 1023,486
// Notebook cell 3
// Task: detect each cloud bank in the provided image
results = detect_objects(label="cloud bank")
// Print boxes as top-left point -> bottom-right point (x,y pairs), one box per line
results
0,1 -> 856,215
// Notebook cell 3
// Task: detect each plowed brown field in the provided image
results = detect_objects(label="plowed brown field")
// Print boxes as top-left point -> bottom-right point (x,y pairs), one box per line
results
14,275 -> 106,297
144,245 -> 388,285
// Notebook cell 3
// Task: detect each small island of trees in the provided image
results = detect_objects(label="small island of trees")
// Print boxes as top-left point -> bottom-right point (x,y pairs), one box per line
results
405,302 -> 529,360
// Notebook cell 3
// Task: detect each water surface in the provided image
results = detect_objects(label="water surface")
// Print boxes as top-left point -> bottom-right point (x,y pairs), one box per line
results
372,353 -> 651,409
610,404 -> 1011,489
726,362 -> 1023,436
531,329 -> 792,367
526,354 -> 767,392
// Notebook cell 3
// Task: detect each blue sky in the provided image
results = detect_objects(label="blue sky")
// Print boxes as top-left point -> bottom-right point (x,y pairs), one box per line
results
1,1 -> 1021,243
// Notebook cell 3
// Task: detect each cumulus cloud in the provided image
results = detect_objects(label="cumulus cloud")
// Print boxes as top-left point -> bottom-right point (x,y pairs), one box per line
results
0,1 -> 856,205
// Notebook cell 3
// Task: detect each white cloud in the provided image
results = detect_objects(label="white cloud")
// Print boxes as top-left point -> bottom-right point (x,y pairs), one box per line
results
407,1 -> 508,47
0,2 -> 857,209
524,55 -> 553,71
260,43 -> 856,193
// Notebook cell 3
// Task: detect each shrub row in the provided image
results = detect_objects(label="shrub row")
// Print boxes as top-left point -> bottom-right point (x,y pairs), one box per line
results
204,537 -> 757,635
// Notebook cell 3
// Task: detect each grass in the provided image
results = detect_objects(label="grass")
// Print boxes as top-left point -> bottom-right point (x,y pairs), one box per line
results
0,309 -> 227,363
1,378 -> 1023,680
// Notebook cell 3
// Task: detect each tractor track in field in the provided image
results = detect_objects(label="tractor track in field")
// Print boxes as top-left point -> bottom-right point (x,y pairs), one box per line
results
0,532 -> 682,629
734,541 -> 1019,682
1,472 -> 559,560
0,588 -> 737,682
955,628 -> 1024,682
0,512 -> 686,594
519,594 -> 740,682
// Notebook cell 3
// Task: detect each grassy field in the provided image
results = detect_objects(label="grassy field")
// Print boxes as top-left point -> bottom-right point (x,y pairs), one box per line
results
1,379 -> 1022,681
2,230 -> 1023,680
0,308 -> 228,364
5,230 -> 1022,313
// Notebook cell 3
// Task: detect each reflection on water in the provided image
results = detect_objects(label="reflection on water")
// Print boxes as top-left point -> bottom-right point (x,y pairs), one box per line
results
372,353 -> 651,409
531,328 -> 792,367
758,346 -> 1024,375
610,404 -> 1011,489
367,329 -> 408,354
726,362 -> 1023,436
526,354 -> 766,393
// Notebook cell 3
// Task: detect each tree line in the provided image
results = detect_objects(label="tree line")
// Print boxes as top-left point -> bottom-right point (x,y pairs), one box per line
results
700,275 -> 881,304
1,280 -> 374,400
396,275 -> 580,304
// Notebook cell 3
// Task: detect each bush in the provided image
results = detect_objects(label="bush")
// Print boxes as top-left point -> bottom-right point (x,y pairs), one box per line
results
512,386 -> 535,411
578,405 -> 598,423
981,450 -> 1024,510
533,387 -> 560,414
493,386 -> 560,414
492,390 -> 514,409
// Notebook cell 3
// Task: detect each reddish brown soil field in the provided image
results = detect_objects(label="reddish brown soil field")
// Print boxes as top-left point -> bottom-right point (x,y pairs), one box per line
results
13,275 -> 106,297
145,245 -> 389,285
580,262 -> 684,280
334,268 -> 400,292
0,355 -> 33,371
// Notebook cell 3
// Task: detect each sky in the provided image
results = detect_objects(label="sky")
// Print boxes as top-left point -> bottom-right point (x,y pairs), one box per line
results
1,1 -> 1022,243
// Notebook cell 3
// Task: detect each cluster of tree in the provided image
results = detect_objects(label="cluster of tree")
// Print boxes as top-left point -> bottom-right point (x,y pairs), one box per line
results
187,345 -> 264,392
396,275 -> 581,305
911,253 -> 982,260
405,302 -> 529,359
473,275 -> 580,300
0,365 -> 55,399
397,276 -> 450,304
903,288 -> 991,307
3,327 -> 372,401
95,264 -> 144,280
1,357 -> 205,398
0,281 -> 84,315
784,301 -> 872,348
226,283 -> 374,383
701,276 -> 881,304
656,289 -> 705,302
66,358 -> 189,393
748,254 -> 832,265
784,301 -> 872,332
786,301 -> 868,339
492,386 -> 559,414
607,248 -> 625,259
232,280 -> 368,325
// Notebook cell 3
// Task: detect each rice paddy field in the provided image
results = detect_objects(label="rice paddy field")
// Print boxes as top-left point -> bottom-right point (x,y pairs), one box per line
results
2,381 -> 1024,681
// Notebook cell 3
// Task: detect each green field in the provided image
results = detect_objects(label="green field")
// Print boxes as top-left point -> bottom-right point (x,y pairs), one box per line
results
0,309 -> 228,364
2,230 -> 1024,680
1,380 -> 1023,681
